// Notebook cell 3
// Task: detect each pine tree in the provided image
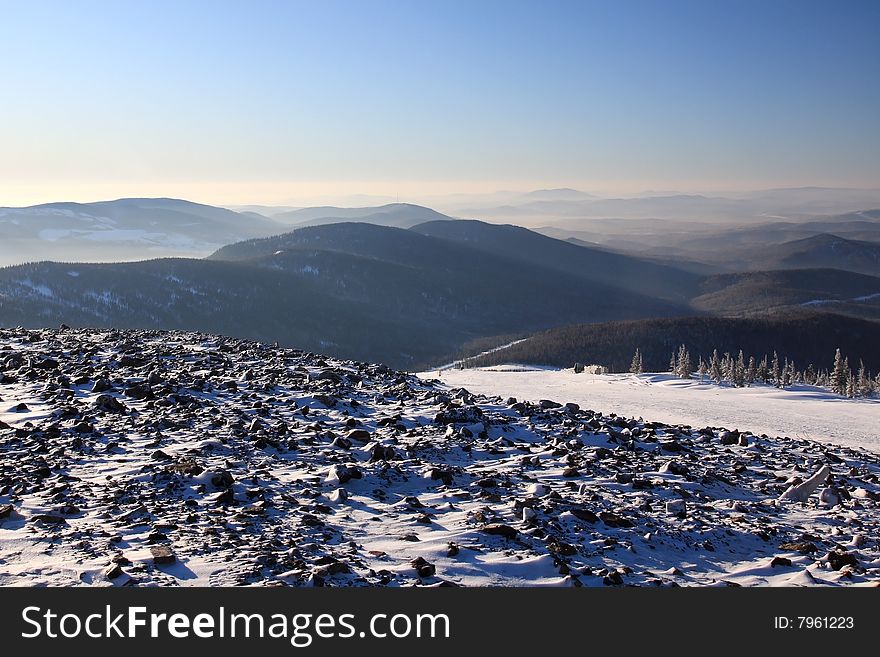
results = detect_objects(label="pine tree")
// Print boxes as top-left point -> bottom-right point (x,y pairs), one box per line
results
698,357 -> 707,382
676,344 -> 692,379
746,356 -> 757,386
734,350 -> 746,387
782,358 -> 794,388
846,372 -> 857,399
805,364 -> 817,386
856,360 -> 872,397
630,348 -> 643,375
771,351 -> 781,387
832,348 -> 848,395
669,350 -> 677,374
709,349 -> 722,384
758,355 -> 769,383
721,352 -> 734,384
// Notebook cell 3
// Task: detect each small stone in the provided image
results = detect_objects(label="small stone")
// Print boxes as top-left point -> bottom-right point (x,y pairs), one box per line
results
603,571 -> 623,586
326,561 -> 350,575
93,394 -> 127,414
818,488 -> 841,507
429,468 -> 454,485
770,556 -> 793,568
124,384 -> 153,400
526,483 -> 548,497
92,378 -> 112,393
570,508 -> 598,523
826,550 -> 857,571
659,461 -> 688,476
666,499 -> 687,516
150,546 -> 176,565
481,523 -> 517,539
411,557 -> 436,578
210,470 -> 234,488
446,543 -> 460,558
345,428 -> 371,442
29,514 -> 67,525
104,563 -> 124,580
548,538 -> 578,556
370,444 -> 395,462
599,511 -> 634,528
779,541 -> 818,554
719,430 -> 739,445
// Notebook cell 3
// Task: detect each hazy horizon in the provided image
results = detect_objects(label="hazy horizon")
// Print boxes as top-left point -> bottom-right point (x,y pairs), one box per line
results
4,183 -> 880,212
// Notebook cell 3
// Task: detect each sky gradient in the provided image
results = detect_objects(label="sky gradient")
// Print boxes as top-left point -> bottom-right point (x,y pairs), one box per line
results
1,0 -> 879,206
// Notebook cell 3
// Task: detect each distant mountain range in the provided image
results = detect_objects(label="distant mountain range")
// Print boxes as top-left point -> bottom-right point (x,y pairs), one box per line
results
271,203 -> 456,229
0,198 -> 281,266
0,220 -> 694,368
1,196 -> 879,370
542,209 -> 880,277
454,188 -> 880,226
692,269 -> 880,320
765,233 -> 880,277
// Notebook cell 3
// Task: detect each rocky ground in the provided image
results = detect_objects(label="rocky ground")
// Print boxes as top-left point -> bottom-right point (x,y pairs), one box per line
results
1,327 -> 878,587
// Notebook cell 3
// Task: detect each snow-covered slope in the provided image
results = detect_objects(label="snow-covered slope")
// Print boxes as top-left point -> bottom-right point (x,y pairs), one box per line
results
430,368 -> 880,453
1,329 -> 878,587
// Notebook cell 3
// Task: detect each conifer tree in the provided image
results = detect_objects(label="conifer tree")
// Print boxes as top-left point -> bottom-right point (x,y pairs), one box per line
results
734,350 -> 746,387
709,349 -> 722,384
832,348 -> 848,395
856,360 -> 872,397
805,364 -> 817,386
630,348 -> 643,375
676,344 -> 692,379
846,371 -> 857,399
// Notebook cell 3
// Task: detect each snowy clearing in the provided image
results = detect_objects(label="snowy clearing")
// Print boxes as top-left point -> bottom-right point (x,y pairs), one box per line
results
425,368 -> 880,454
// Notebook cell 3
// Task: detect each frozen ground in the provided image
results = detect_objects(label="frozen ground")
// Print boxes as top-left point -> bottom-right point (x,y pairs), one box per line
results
428,367 -> 880,454
1,330 -> 879,587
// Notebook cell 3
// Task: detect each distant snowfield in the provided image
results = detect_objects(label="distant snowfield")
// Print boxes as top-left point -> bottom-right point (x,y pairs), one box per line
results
424,367 -> 880,453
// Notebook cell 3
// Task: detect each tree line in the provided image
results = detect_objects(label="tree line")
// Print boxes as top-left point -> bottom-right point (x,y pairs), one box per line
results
630,345 -> 878,398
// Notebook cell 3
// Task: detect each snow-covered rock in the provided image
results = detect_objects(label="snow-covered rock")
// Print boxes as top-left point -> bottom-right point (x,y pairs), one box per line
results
1,328 -> 879,587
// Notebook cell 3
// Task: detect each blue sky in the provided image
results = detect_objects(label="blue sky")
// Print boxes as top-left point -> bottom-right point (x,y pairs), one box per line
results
1,0 -> 878,204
